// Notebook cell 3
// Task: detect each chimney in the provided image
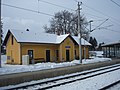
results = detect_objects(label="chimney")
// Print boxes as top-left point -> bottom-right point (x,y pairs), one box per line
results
26,29 -> 29,31
57,29 -> 60,36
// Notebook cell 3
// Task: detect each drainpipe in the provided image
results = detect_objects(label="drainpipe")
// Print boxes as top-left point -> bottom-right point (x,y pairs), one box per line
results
20,43 -> 22,65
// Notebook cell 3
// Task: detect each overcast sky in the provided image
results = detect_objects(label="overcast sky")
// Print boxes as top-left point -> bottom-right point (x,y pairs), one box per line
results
1,0 -> 120,43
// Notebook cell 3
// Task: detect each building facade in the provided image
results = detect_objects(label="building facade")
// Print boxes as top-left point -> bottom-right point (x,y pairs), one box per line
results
102,41 -> 120,58
3,30 -> 91,64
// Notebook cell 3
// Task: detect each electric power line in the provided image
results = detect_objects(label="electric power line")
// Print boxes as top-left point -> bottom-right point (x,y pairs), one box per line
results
100,24 -> 113,28
106,28 -> 120,33
2,2 -> 107,27
73,0 -> 79,2
73,1 -> 120,28
73,0 -> 82,3
38,0 -> 75,11
40,0 -> 120,27
2,3 -> 54,17
37,0 -> 40,12
2,2 -> 120,32
81,11 -> 107,19
73,0 -> 108,20
99,28 -> 120,33
82,3 -> 120,26
84,23 -> 119,34
110,0 -> 120,8
92,19 -> 109,31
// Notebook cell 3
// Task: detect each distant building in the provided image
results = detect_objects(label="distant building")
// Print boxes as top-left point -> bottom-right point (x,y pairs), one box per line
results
102,41 -> 120,58
3,29 -> 91,64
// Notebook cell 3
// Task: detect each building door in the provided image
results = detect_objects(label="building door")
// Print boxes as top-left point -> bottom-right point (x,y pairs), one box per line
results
66,50 -> 70,61
83,50 -> 84,59
75,50 -> 77,59
28,50 -> 33,64
11,50 -> 14,63
56,50 -> 59,61
46,50 -> 50,62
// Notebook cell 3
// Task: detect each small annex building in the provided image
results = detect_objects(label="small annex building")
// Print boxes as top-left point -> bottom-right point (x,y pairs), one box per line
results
102,41 -> 120,58
3,29 -> 91,64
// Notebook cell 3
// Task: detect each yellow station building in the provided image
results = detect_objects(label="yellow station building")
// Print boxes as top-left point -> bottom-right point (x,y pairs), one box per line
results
3,29 -> 91,64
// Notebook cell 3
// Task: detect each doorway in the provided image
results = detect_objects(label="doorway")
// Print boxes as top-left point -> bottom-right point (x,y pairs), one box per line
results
46,50 -> 50,62
66,50 -> 70,61
28,50 -> 33,64
56,50 -> 59,61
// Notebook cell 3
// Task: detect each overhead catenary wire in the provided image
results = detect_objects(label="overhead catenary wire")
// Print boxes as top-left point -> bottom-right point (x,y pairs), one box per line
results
82,3 -> 120,26
2,1 -> 120,33
38,0 -> 75,11
2,2 -> 107,27
3,1 -> 119,27
73,0 -> 109,20
84,24 -> 120,34
73,0 -> 120,29
91,19 -> 109,31
75,2 -> 118,34
83,24 -> 120,34
110,0 -> 120,8
99,25 -> 114,28
81,12 -> 107,19
2,3 -> 54,17
37,0 -> 40,12
73,0 -> 79,2
98,28 -> 120,33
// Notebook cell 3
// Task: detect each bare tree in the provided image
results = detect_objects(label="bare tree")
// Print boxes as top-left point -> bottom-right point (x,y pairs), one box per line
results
43,10 -> 88,37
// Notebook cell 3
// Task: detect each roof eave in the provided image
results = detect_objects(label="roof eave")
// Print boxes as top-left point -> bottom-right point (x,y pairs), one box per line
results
19,42 -> 60,45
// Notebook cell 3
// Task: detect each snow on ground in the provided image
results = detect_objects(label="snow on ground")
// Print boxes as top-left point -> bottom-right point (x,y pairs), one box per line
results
48,67 -> 120,90
89,51 -> 104,57
0,55 -> 111,75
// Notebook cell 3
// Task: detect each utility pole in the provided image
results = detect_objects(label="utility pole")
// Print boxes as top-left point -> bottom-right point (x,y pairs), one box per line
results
84,38 -> 86,60
77,2 -> 82,64
0,0 -> 1,68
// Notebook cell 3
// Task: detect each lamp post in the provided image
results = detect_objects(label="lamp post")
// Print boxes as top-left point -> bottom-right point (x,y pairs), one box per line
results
89,20 -> 93,32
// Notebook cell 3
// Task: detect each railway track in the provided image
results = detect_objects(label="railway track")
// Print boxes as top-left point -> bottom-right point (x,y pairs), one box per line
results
3,64 -> 120,90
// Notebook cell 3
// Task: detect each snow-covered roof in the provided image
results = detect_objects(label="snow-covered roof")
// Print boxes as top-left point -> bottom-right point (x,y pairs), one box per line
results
9,29 -> 69,44
4,29 -> 91,46
72,36 -> 91,46
102,40 -> 120,47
